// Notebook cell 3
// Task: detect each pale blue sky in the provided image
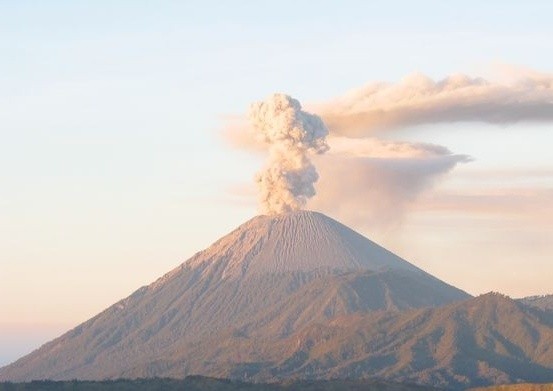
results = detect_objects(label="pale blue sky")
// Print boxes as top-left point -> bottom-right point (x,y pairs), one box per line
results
1,1 -> 552,366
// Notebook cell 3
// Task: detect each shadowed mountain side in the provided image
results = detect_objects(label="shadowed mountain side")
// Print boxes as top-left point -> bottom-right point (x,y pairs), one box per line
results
0,269 -> 468,382
0,211 -> 469,382
519,296 -> 553,313
157,294 -> 553,389
230,269 -> 469,338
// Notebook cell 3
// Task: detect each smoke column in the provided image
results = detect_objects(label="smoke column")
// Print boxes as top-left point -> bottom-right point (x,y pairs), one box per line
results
249,93 -> 329,215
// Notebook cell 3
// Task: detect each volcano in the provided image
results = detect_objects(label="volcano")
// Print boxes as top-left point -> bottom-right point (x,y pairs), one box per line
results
4,211 -> 552,388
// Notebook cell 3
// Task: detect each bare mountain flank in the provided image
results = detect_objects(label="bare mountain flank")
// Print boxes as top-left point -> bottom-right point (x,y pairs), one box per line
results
4,212 -> 551,389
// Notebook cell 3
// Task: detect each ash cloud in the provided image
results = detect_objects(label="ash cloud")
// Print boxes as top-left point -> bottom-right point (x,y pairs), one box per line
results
230,67 -> 552,224
309,138 -> 470,230
319,72 -> 553,136
248,94 -> 329,215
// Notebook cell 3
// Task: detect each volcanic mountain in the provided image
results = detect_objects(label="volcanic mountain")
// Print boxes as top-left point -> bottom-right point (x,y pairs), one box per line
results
3,211 -> 552,388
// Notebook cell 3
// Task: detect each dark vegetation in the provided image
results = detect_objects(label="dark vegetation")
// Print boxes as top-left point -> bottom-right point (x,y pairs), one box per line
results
470,384 -> 553,391
0,376 -> 438,391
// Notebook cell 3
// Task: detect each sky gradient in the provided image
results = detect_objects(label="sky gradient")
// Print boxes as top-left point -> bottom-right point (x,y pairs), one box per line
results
1,1 -> 552,366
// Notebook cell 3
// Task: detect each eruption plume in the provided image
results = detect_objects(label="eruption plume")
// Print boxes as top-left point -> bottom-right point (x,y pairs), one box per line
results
249,94 -> 329,215
319,71 -> 553,136
226,66 -> 553,229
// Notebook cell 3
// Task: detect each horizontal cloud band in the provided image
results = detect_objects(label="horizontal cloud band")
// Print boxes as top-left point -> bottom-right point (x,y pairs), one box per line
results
319,72 -> 553,136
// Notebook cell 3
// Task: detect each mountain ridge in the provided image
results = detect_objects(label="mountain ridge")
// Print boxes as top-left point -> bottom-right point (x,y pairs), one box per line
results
164,293 -> 553,388
518,295 -> 553,313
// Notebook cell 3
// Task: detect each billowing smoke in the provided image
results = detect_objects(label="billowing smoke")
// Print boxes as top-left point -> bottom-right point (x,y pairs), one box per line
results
227,67 -> 553,227
309,138 -> 470,232
319,71 -> 553,136
248,94 -> 329,214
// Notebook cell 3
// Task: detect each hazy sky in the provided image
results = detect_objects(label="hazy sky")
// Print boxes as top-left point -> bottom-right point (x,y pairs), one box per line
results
1,1 -> 552,366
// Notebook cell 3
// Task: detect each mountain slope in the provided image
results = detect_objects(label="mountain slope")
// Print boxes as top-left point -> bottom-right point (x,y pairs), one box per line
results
183,211 -> 424,278
0,211 -> 468,382
519,295 -> 553,312
167,293 -> 553,389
